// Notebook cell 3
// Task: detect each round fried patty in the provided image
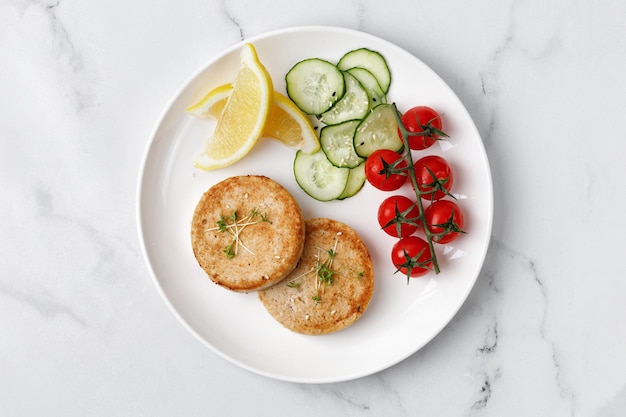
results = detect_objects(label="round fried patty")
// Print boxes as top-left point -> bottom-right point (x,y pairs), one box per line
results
191,175 -> 305,292
258,218 -> 375,335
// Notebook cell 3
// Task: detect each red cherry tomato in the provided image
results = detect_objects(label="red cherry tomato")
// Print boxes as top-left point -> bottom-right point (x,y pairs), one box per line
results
424,200 -> 465,244
391,236 -> 433,278
365,149 -> 408,191
377,195 -> 420,238
413,155 -> 454,200
399,106 -> 447,150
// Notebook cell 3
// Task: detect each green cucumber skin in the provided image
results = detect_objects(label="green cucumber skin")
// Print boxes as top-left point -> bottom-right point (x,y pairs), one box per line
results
337,48 -> 391,93
319,71 -> 370,126
285,58 -> 346,115
346,67 -> 387,108
290,48 -> 395,201
353,104 -> 403,158
320,119 -> 365,169
293,149 -> 349,202
337,162 -> 366,200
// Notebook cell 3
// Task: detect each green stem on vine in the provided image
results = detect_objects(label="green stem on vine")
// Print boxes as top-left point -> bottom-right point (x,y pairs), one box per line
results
392,103 -> 441,275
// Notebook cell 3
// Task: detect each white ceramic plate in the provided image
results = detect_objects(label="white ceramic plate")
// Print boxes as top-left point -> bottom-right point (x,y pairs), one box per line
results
137,26 -> 493,383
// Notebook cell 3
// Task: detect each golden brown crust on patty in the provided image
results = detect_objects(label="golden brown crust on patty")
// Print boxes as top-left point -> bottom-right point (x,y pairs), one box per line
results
258,218 -> 374,335
191,175 -> 305,292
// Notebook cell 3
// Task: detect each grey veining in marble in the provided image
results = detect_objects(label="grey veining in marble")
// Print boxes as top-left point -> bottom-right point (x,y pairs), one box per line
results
2,0 -> 626,415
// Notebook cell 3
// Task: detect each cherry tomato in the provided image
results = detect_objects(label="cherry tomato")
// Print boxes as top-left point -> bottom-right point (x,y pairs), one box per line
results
399,106 -> 447,150
365,149 -> 408,191
424,200 -> 465,244
413,155 -> 454,200
391,236 -> 433,278
377,195 -> 420,238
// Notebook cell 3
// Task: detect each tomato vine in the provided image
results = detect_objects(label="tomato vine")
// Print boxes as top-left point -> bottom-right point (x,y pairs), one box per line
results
392,103 -> 445,276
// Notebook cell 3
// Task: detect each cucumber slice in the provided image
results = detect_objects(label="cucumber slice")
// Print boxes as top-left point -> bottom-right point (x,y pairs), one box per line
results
337,162 -> 366,200
286,58 -> 346,115
319,71 -> 369,125
346,67 -> 387,108
354,103 -> 402,158
293,149 -> 350,201
320,119 -> 364,169
337,48 -> 391,93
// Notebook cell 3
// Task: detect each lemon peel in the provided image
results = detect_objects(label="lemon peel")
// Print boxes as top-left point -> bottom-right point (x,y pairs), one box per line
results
193,43 -> 273,171
188,85 -> 319,155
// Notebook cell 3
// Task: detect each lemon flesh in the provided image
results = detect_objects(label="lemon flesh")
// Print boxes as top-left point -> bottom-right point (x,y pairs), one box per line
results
186,83 -> 232,119
264,92 -> 320,154
193,44 -> 273,170
188,86 -> 319,155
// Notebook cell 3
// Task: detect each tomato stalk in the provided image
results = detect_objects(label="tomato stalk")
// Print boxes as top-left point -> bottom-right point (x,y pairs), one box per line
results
381,204 -> 421,237
398,246 -> 433,284
376,156 -> 409,179
420,165 -> 455,200
407,114 -> 449,141
393,104 -> 441,275
431,210 -> 466,239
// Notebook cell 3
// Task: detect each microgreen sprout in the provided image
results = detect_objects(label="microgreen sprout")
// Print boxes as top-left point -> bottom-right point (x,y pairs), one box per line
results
287,237 -> 340,303
205,206 -> 271,258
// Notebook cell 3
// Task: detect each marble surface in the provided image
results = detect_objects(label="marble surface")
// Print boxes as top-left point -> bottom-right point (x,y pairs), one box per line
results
2,0 -> 625,415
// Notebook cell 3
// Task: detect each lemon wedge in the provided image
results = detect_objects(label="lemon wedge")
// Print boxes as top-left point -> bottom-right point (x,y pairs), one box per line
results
265,92 -> 320,154
188,85 -> 319,154
186,83 -> 232,119
193,43 -> 273,171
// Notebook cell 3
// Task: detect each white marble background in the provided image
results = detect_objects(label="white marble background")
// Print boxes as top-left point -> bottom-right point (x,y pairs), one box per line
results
2,0 -> 625,415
